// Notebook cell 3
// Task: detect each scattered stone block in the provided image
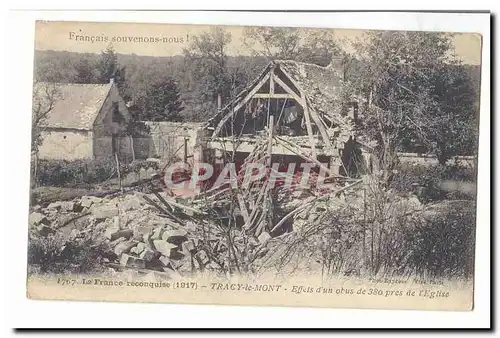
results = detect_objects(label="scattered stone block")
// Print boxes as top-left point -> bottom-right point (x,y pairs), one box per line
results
120,254 -> 146,269
80,196 -> 102,209
104,226 -> 120,240
257,231 -> 271,244
113,229 -> 134,241
91,206 -> 119,220
104,218 -> 133,241
133,225 -> 154,238
153,240 -> 177,258
162,267 -> 181,279
162,229 -> 188,245
36,224 -> 55,236
194,250 -> 209,265
114,241 -> 137,256
185,221 -> 197,231
130,242 -> 147,255
29,212 -> 49,226
113,215 -> 120,228
182,239 -> 196,253
47,201 -> 63,210
110,237 -> 126,248
120,196 -> 143,211
60,201 -> 76,212
80,198 -> 93,209
139,247 -> 156,262
69,228 -> 80,240
143,233 -> 153,246
151,227 -> 164,241
143,271 -> 165,282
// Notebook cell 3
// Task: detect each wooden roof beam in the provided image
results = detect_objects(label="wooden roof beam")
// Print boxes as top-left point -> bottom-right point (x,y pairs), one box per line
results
212,72 -> 271,138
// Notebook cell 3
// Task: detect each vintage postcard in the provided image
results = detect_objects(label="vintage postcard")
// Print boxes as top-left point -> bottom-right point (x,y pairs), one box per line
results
27,19 -> 482,311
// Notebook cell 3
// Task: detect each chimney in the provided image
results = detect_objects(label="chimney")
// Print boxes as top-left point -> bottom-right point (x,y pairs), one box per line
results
109,78 -> 115,85
327,56 -> 345,80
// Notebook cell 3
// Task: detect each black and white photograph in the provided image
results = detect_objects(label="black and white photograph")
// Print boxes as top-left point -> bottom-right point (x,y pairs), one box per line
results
25,19 -> 483,311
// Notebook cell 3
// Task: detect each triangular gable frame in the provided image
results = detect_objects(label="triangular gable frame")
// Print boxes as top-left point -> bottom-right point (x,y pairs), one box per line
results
211,62 -> 337,158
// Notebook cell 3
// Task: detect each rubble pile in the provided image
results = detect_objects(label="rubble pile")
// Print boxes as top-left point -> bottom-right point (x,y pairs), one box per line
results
28,186 -> 280,278
29,192 -> 215,278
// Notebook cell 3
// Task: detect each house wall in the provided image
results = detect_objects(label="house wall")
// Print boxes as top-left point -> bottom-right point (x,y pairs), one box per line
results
145,121 -> 207,165
92,84 -> 135,161
38,129 -> 93,160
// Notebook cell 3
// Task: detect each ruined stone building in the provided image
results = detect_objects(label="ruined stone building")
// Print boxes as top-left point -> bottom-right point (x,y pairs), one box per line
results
142,121 -> 206,165
206,58 -> 373,177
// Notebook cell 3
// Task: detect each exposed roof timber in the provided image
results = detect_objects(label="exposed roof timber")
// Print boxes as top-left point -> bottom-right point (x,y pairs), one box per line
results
252,93 -> 295,99
274,65 -> 334,156
269,70 -> 275,95
307,102 -> 334,154
212,72 -> 271,137
272,74 -> 303,104
207,62 -> 273,123
211,60 -> 351,155
275,65 -> 304,99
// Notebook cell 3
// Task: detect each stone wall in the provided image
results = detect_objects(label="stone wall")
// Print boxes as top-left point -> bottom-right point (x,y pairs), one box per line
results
397,152 -> 475,168
144,121 -> 207,165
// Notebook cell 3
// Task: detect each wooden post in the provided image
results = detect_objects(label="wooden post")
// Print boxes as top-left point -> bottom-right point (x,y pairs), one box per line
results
115,152 -> 122,192
183,137 -> 188,164
129,135 -> 136,161
269,71 -> 275,95
267,115 -> 274,166
329,154 -> 342,176
268,71 -> 274,129
302,101 -> 317,159
217,93 -> 222,112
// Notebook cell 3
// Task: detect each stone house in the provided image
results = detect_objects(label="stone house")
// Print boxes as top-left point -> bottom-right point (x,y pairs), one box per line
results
36,80 -> 135,161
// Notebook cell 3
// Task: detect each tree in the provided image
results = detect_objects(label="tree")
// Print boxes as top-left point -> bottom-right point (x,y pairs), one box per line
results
72,58 -> 96,83
347,31 -> 477,183
31,81 -> 60,153
243,27 -> 343,66
297,30 -> 344,66
182,27 -> 254,121
424,63 -> 478,164
183,27 -> 235,109
243,27 -> 302,60
95,46 -> 130,101
135,77 -> 184,122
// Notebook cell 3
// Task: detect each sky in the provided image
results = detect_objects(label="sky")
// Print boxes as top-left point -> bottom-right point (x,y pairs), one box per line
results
34,21 -> 483,65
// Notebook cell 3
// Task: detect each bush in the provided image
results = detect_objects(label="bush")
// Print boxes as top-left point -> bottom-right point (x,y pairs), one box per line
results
403,203 -> 476,279
34,159 -> 116,187
27,230 -> 109,274
32,158 -> 162,188
268,180 -> 476,280
390,163 -> 476,201
122,159 -> 160,175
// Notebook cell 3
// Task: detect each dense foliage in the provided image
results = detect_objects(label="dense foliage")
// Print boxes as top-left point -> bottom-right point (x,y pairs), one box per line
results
33,30 -> 481,158
344,32 -> 479,178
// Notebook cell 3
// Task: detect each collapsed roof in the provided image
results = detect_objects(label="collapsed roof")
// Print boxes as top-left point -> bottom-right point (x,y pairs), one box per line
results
209,59 -> 358,153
